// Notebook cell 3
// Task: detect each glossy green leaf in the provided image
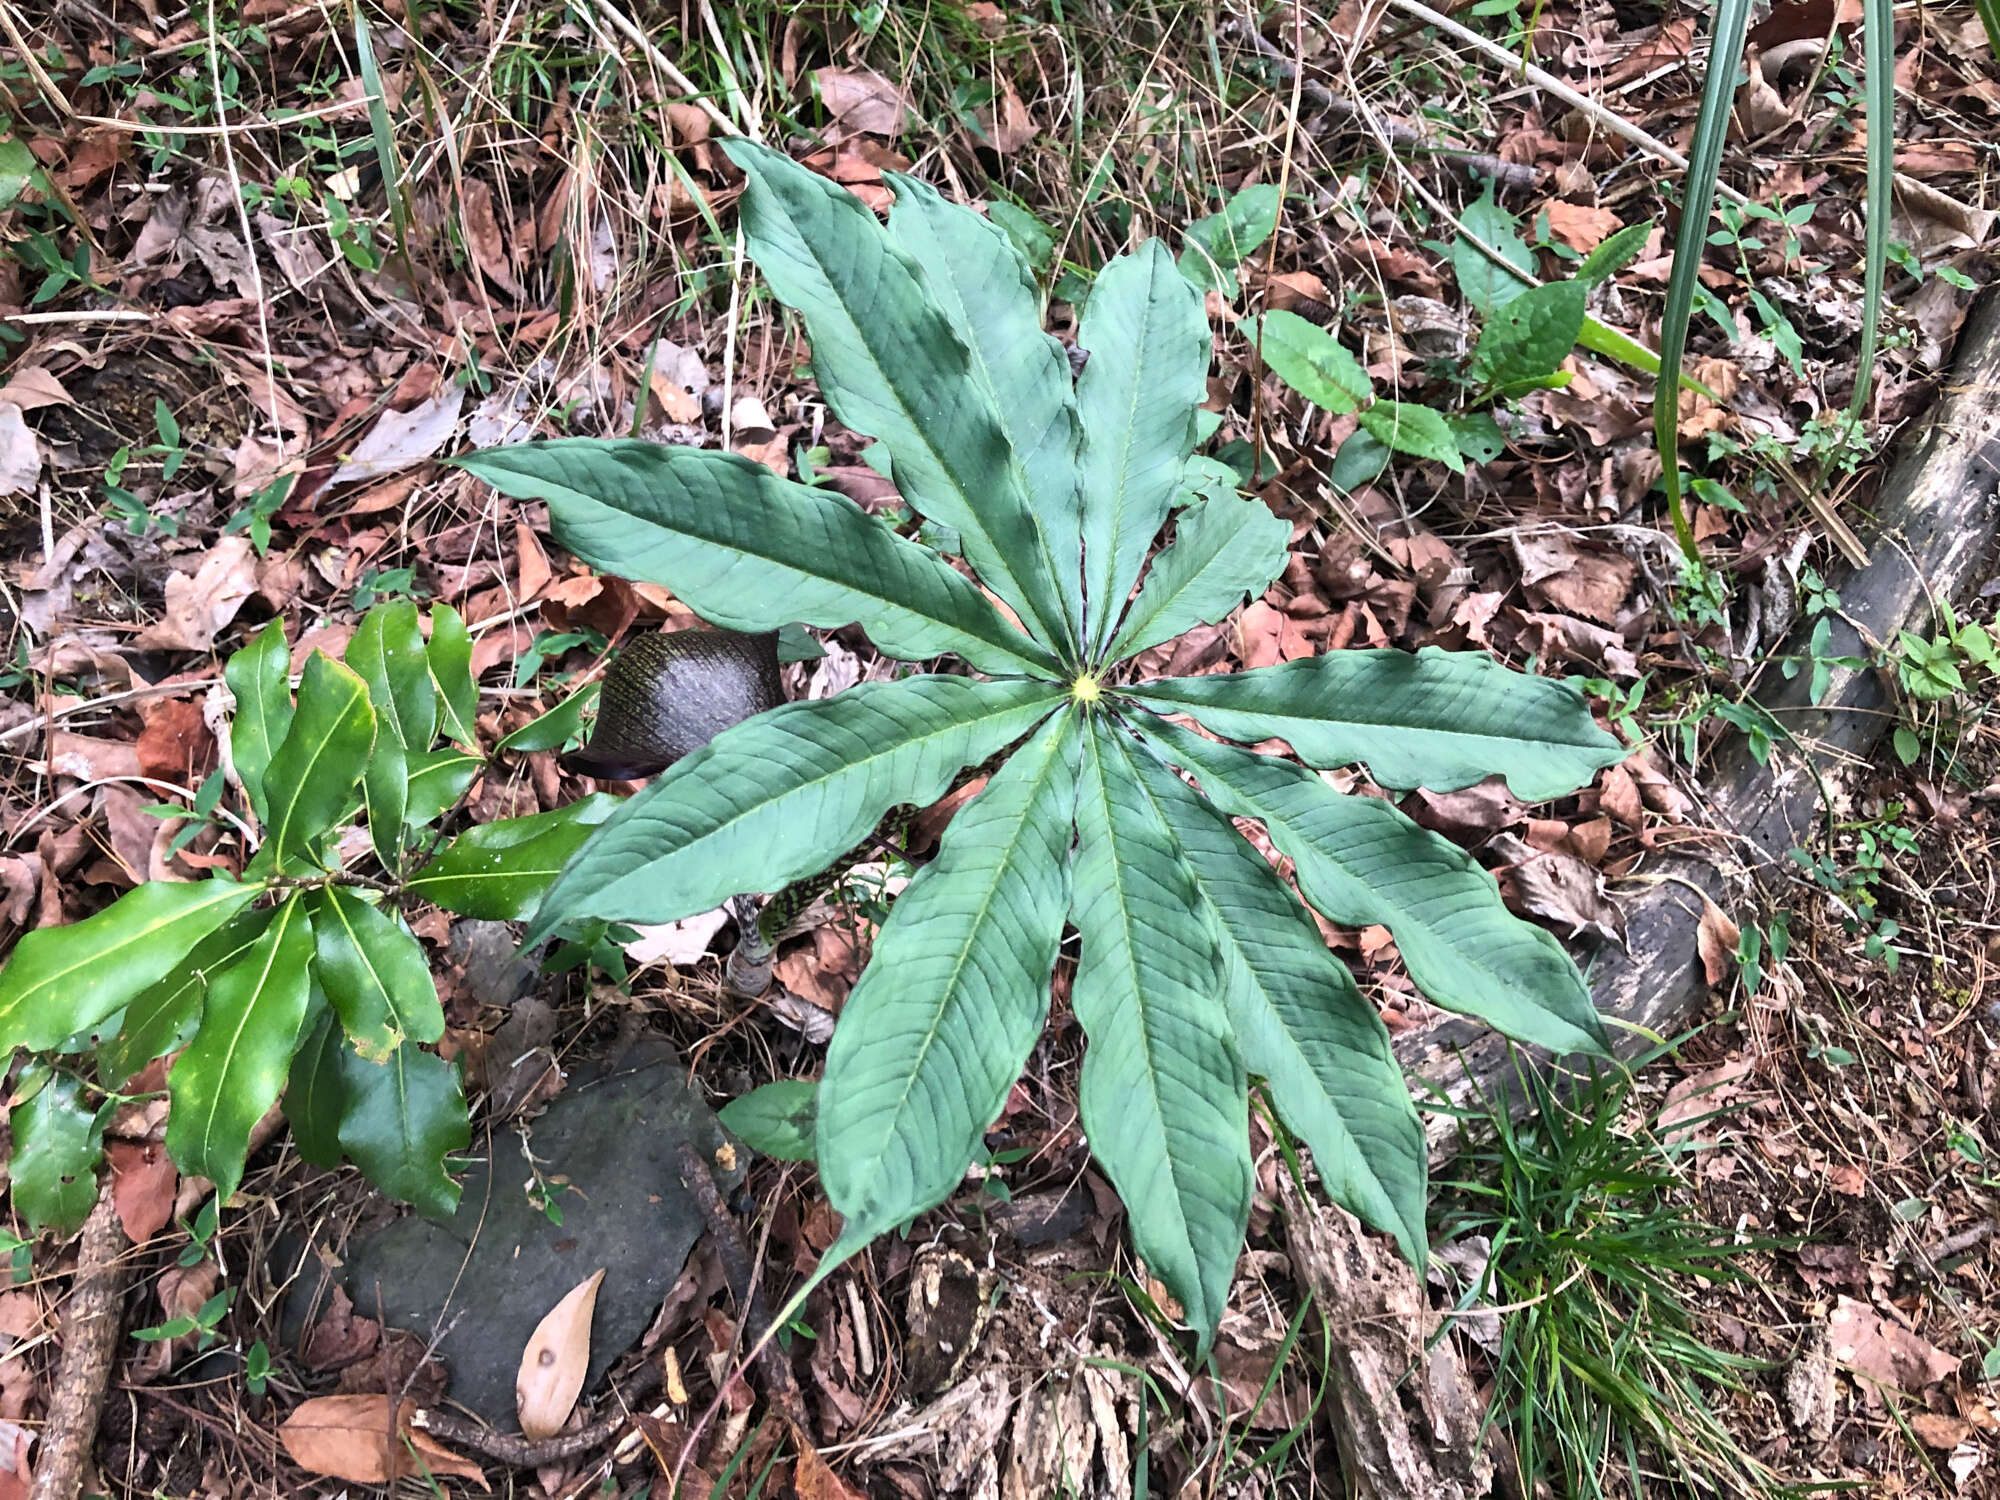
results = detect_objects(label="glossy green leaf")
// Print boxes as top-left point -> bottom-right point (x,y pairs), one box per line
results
1654,0 -> 1754,560
496,683 -> 599,754
1469,280 -> 1586,386
1139,714 -> 1608,1056
427,603 -> 481,747
307,885 -> 444,1058
360,738 -> 408,870
1357,401 -> 1464,472
166,893 -> 316,1202
1243,310 -> 1372,416
285,1006 -> 348,1170
886,173 -> 1084,643
719,1079 -> 819,1163
526,676 -> 1064,939
223,620 -> 293,822
406,795 -> 621,921
9,1068 -> 106,1236
98,910 -> 272,1089
1133,647 -> 1625,800
0,878 -> 262,1052
1120,739 -> 1426,1258
1179,184 -> 1280,295
721,139 -> 1072,656
1069,718 -> 1250,1352
459,442 -> 1059,679
1108,493 -> 1290,663
405,748 -> 483,827
820,709 -> 1079,1247
263,653 -> 375,873
1076,241 -> 1210,656
336,1042 -> 468,1221
346,601 -> 436,750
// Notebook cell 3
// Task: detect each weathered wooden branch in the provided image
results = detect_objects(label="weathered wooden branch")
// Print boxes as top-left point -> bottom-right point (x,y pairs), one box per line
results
31,1186 -> 129,1500
1397,288 -> 2000,1142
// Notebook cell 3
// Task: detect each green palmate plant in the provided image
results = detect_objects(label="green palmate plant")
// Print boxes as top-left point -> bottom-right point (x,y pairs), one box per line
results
0,601 -> 614,1233
458,141 -> 1628,1349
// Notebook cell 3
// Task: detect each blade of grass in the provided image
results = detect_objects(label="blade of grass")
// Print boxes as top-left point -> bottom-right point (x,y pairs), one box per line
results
1653,0 -> 1756,564
350,4 -> 410,244
1848,0 -> 1894,418
1976,0 -> 2000,58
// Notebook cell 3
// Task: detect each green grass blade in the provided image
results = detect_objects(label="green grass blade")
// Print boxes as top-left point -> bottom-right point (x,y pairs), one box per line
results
349,3 -> 409,241
1653,0 -> 1755,562
1977,0 -> 2000,59
1850,0 -> 1894,417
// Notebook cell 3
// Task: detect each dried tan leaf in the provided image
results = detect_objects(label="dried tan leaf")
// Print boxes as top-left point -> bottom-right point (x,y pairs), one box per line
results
106,1141 -> 178,1243
135,537 -> 259,652
814,67 -> 908,136
279,1394 -> 485,1487
0,404 -> 40,500
328,386 -> 466,488
1696,896 -> 1740,988
461,177 -> 523,299
1542,201 -> 1623,253
517,1268 -> 605,1439
1827,1296 -> 1960,1398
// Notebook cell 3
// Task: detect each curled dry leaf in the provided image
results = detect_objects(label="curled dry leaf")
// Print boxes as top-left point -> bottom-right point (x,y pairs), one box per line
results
1696,896 -> 1740,988
516,1267 -> 605,1439
813,67 -> 908,137
135,537 -> 259,652
279,1394 -> 486,1487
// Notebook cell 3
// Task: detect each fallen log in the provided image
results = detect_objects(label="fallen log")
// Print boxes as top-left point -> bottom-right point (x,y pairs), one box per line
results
1397,287 -> 2000,1142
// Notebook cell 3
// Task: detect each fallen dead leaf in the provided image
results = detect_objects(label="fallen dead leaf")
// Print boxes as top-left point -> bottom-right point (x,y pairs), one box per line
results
624,906 -> 732,967
973,79 -> 1037,151
327,385 -> 466,488
1912,1413 -> 1972,1450
135,538 -> 259,652
279,1394 -> 485,1487
790,1421 -> 867,1499
517,1268 -> 605,1439
1489,832 -> 1626,947
815,67 -> 908,137
0,367 -> 70,411
1697,897 -> 1740,988
0,404 -> 40,499
1542,201 -> 1622,253
1827,1296 -> 1960,1399
106,1141 -> 178,1243
460,177 -> 523,299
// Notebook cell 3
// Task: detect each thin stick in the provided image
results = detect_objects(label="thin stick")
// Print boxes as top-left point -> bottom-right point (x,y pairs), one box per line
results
0,310 -> 153,327
1379,0 -> 1753,209
584,0 -> 740,139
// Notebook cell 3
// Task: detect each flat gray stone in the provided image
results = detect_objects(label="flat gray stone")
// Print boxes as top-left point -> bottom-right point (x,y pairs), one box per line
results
339,1036 -> 740,1426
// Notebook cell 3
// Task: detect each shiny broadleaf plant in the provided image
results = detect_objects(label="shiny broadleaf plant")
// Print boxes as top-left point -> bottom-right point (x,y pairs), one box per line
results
459,141 -> 1626,1352
0,602 -> 609,1232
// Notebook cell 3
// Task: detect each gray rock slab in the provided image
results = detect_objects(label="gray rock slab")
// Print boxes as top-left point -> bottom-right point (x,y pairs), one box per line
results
339,1036 -> 741,1425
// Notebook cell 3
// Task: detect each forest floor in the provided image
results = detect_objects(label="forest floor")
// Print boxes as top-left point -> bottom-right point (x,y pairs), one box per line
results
0,1 -> 1998,1497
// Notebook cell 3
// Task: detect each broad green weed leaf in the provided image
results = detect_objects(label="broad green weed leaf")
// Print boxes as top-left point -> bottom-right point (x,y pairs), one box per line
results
1244,310 -> 1371,415
525,676 -> 1064,939
285,1007 -> 347,1170
1357,402 -> 1464,472
1469,280 -> 1586,386
496,682 -> 599,754
427,603 -> 481,746
97,910 -> 271,1088
1142,715 -> 1608,1055
1575,221 -> 1651,288
1076,241 -> 1209,656
722,139 -> 1072,656
346,601 -> 435,749
0,878 -> 261,1052
1108,494 -> 1290,663
820,709 -> 1079,1245
406,796 -> 620,921
1136,647 -> 1624,800
1070,718 -> 1250,1352
9,1068 -> 106,1236
1179,184 -> 1281,295
1122,740 -> 1426,1260
720,1079 -> 819,1162
1451,187 -> 1535,316
336,1042 -> 468,1221
166,893 -> 316,1201
263,653 -> 375,873
307,885 -> 444,1058
223,620 -> 293,822
459,442 -> 1059,678
986,200 -> 1055,274
1328,430 -> 1390,493
887,173 -> 1084,643
1451,412 -> 1508,464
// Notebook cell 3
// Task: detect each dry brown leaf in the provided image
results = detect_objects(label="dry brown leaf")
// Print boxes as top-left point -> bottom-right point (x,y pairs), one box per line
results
973,79 -> 1037,151
1542,201 -> 1623,253
106,1141 -> 178,1243
814,67 -> 908,136
1827,1297 -> 1960,1398
1489,832 -> 1626,947
135,538 -> 259,652
1696,897 -> 1740,988
135,698 -> 214,784
327,386 -> 466,488
1912,1413 -> 1972,1450
517,1267 -> 605,1439
0,405 -> 40,500
0,367 -> 70,411
279,1394 -> 485,1487
793,1438 -> 867,1500
460,177 -> 523,299
516,521 -> 552,601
